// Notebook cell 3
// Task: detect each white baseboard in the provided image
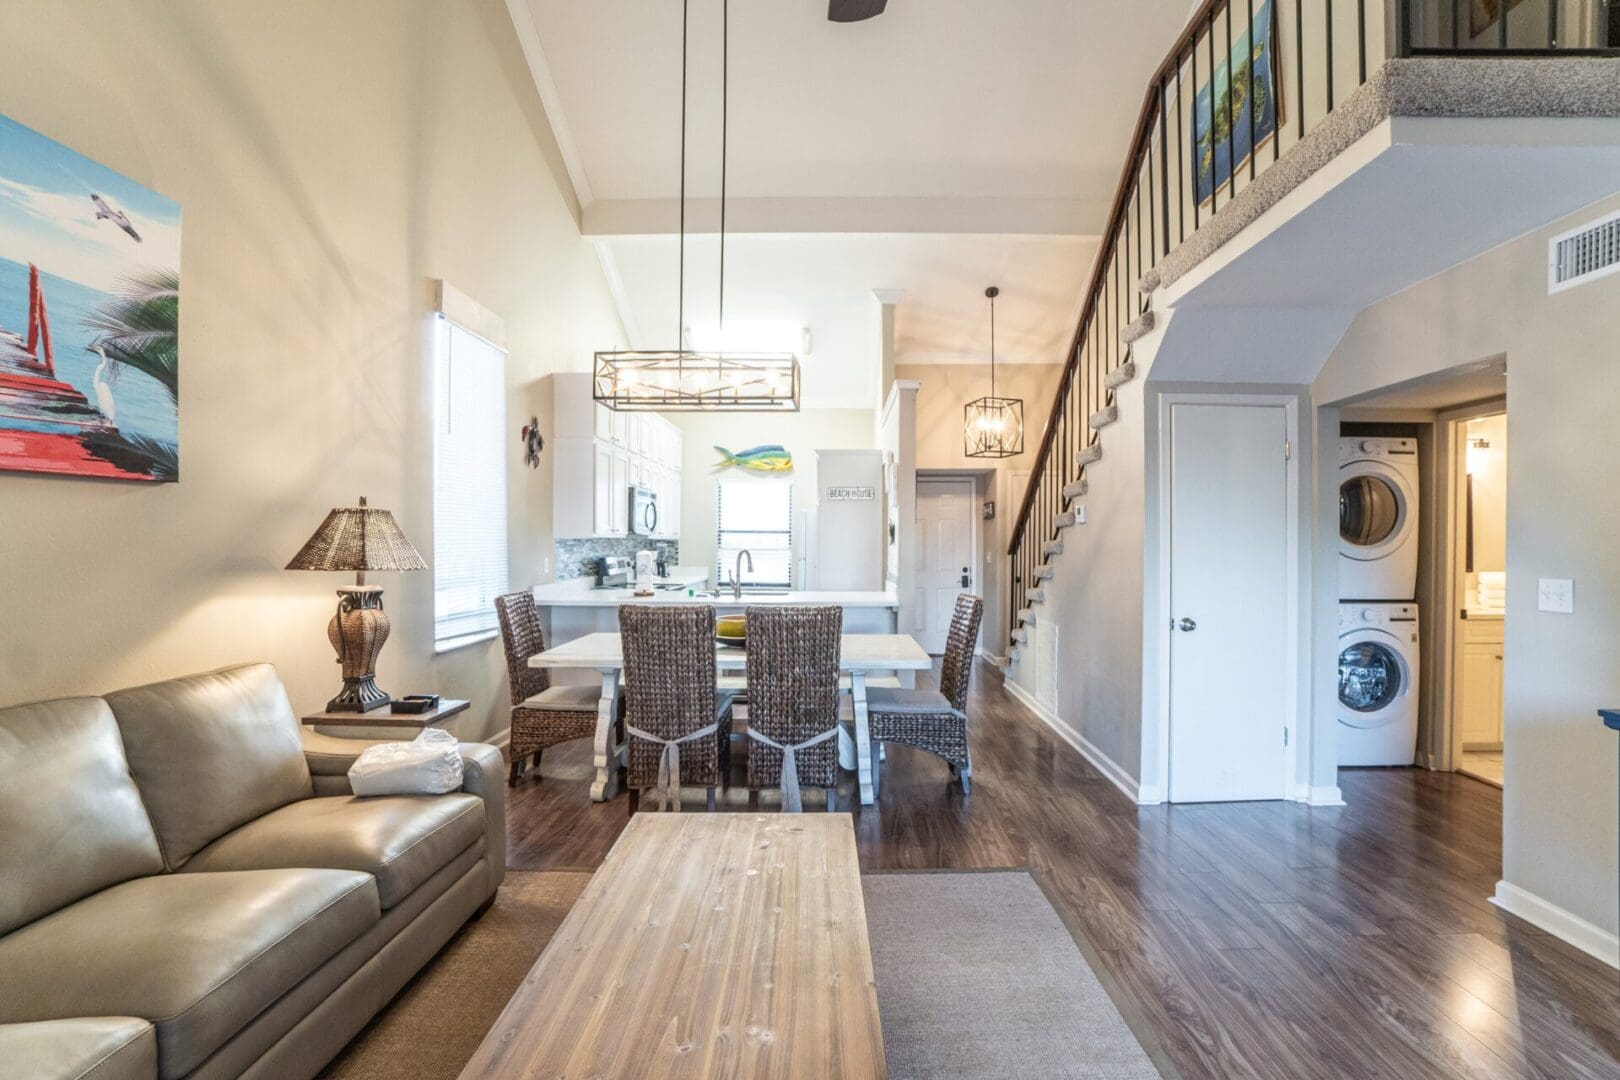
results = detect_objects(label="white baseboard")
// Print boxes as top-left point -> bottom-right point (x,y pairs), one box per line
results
489,727 -> 511,751
1491,880 -> 1619,968
1293,783 -> 1346,806
1002,678 -> 1141,804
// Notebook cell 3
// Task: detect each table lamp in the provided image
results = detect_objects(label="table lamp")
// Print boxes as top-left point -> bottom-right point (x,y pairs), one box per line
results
286,496 -> 427,712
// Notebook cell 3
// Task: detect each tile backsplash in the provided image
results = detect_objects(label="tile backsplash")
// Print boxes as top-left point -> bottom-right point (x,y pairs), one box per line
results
555,537 -> 681,580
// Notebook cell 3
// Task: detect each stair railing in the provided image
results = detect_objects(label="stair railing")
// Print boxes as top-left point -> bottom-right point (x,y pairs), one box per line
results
1004,0 -> 1616,649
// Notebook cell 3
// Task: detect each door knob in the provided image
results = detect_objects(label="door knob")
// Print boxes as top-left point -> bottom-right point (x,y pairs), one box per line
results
1177,617 -> 1197,632
960,566 -> 971,588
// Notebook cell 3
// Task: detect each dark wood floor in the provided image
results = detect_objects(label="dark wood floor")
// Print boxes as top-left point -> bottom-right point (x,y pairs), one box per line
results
505,660 -> 1620,1080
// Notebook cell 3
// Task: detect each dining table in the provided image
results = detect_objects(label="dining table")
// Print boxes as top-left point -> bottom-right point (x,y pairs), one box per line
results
528,632 -> 933,806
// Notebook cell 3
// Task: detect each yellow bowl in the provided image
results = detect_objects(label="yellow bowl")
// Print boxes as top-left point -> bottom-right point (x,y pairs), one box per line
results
716,614 -> 747,647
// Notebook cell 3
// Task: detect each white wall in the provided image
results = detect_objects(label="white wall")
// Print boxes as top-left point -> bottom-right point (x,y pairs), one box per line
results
0,0 -> 627,742
1316,191 -> 1620,952
672,409 -> 875,585
899,361 -> 1062,654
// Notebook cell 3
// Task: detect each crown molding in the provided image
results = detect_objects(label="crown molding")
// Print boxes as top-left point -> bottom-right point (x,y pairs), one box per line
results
504,0 -> 594,210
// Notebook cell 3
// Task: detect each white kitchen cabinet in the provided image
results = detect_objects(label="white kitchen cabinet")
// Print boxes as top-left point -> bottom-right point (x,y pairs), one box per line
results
1458,620 -> 1504,750
592,441 -> 616,536
552,373 -> 683,539
608,449 -> 630,535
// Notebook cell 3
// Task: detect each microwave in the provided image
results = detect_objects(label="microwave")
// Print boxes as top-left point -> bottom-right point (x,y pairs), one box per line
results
629,485 -> 659,535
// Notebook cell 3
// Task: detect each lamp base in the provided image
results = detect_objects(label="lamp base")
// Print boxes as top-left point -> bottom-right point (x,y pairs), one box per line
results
325,587 -> 393,713
326,675 -> 391,714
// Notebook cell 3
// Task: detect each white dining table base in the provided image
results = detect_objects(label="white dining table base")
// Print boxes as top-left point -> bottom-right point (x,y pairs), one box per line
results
589,669 -> 624,802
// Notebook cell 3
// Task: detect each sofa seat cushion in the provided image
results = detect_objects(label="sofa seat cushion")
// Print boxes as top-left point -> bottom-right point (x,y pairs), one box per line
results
180,794 -> 485,909
864,687 -> 957,715
0,869 -> 378,1080
518,684 -> 601,711
0,1018 -> 157,1080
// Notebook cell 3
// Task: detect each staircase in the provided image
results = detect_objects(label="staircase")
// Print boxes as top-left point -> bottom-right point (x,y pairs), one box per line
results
1002,0 -> 1608,666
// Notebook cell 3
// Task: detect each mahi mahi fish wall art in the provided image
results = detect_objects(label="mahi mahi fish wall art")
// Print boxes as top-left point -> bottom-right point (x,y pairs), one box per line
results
714,444 -> 793,472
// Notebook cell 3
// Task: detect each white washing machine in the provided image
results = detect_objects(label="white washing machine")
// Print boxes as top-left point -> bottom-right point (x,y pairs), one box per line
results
1339,436 -> 1419,601
1337,602 -> 1419,767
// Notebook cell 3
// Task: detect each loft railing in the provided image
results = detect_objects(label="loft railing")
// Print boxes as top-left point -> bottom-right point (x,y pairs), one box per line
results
1005,0 -> 1616,647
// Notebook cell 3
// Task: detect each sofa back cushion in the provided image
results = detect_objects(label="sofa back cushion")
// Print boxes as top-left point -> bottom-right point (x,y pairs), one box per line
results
0,696 -> 165,934
105,663 -> 313,869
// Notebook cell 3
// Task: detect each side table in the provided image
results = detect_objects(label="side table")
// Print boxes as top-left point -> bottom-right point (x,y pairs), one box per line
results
303,698 -> 470,740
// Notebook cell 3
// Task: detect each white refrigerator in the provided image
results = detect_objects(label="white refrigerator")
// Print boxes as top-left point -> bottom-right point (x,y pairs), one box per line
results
810,449 -> 885,591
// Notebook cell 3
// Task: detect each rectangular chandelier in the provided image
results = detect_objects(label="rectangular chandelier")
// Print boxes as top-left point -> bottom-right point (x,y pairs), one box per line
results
964,395 -> 1024,458
593,350 -> 800,412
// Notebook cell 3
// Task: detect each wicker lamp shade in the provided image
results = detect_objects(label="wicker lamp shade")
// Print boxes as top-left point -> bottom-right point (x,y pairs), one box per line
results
286,497 -> 426,580
287,496 -> 425,714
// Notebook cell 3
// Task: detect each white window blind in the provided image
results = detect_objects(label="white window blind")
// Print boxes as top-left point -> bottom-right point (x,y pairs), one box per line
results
432,316 -> 508,650
716,477 -> 792,588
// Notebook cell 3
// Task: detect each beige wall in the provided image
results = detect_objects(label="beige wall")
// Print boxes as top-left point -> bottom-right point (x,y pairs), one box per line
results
898,361 -> 1062,653
672,409 -> 876,585
0,0 -> 627,742
1316,190 -> 1620,948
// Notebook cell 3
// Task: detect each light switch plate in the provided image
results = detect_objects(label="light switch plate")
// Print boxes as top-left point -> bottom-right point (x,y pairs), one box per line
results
1537,577 -> 1574,613
1076,504 -> 1087,524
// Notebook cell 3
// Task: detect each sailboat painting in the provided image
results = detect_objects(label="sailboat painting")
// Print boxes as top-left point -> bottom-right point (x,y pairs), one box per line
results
0,112 -> 180,482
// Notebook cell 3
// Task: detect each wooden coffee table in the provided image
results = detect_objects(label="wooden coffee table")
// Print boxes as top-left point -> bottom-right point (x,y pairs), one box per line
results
458,814 -> 887,1078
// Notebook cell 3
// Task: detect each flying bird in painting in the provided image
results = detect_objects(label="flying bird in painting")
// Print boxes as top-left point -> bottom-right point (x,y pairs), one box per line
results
90,194 -> 142,242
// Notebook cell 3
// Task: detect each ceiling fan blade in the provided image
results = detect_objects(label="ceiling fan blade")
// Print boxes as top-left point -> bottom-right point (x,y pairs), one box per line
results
828,0 -> 888,22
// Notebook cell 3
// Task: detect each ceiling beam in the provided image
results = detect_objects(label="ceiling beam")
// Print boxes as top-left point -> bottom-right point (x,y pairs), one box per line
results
582,197 -> 1106,238
504,0 -> 594,211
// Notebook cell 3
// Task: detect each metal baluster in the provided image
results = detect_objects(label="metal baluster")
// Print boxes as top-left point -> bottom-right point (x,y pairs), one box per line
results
1209,12 -> 1218,214
1226,6 -> 1235,198
1358,0 -> 1367,83
1248,0 -> 1258,181
1326,0 -> 1335,113
1159,85 -> 1172,257
1177,58 -> 1186,242
1298,0 -> 1307,137
1191,35 -> 1200,229
1499,0 -> 1508,50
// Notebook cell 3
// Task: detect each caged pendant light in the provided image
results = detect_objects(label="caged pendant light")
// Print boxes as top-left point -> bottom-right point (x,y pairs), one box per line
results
963,286 -> 1023,458
593,0 -> 800,412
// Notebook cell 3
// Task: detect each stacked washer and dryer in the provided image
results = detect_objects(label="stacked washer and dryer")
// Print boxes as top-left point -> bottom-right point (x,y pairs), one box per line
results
1338,437 -> 1421,766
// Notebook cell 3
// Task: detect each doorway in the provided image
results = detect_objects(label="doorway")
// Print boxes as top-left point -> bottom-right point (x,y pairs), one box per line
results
915,477 -> 977,654
1450,410 -> 1507,788
1162,400 -> 1296,802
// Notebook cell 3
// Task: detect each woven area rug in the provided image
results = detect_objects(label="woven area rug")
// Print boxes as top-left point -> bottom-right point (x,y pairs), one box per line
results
318,871 -> 591,1079
864,870 -> 1169,1079
320,868 -> 1167,1079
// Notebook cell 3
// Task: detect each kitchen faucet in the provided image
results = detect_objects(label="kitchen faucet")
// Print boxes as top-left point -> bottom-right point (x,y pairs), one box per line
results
729,549 -> 753,600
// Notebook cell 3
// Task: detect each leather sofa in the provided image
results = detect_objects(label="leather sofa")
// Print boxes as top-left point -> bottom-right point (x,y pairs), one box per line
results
0,663 -> 505,1080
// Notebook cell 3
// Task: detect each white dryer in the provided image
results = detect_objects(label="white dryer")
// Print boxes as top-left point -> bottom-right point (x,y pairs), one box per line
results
1337,602 -> 1419,767
1339,436 -> 1419,601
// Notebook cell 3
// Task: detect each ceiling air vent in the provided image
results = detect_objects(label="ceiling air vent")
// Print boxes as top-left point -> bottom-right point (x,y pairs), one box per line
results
1548,210 -> 1620,294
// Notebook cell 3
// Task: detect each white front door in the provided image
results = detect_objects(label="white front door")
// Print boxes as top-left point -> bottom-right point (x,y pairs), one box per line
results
915,478 -> 976,654
1168,403 -> 1290,802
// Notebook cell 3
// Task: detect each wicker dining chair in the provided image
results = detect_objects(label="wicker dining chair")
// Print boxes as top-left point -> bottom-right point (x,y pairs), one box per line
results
495,591 -> 602,786
744,606 -> 843,812
620,605 -> 734,814
868,593 -> 985,792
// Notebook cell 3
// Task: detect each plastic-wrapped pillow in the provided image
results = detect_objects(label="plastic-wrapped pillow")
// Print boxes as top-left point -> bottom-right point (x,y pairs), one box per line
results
348,728 -> 464,796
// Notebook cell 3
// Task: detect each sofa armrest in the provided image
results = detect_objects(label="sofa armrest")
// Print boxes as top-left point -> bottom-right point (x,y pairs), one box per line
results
454,742 -> 507,896
298,729 -> 505,894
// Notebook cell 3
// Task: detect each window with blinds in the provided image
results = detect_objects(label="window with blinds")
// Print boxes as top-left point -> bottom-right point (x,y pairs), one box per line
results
716,477 -> 792,588
432,315 -> 508,651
